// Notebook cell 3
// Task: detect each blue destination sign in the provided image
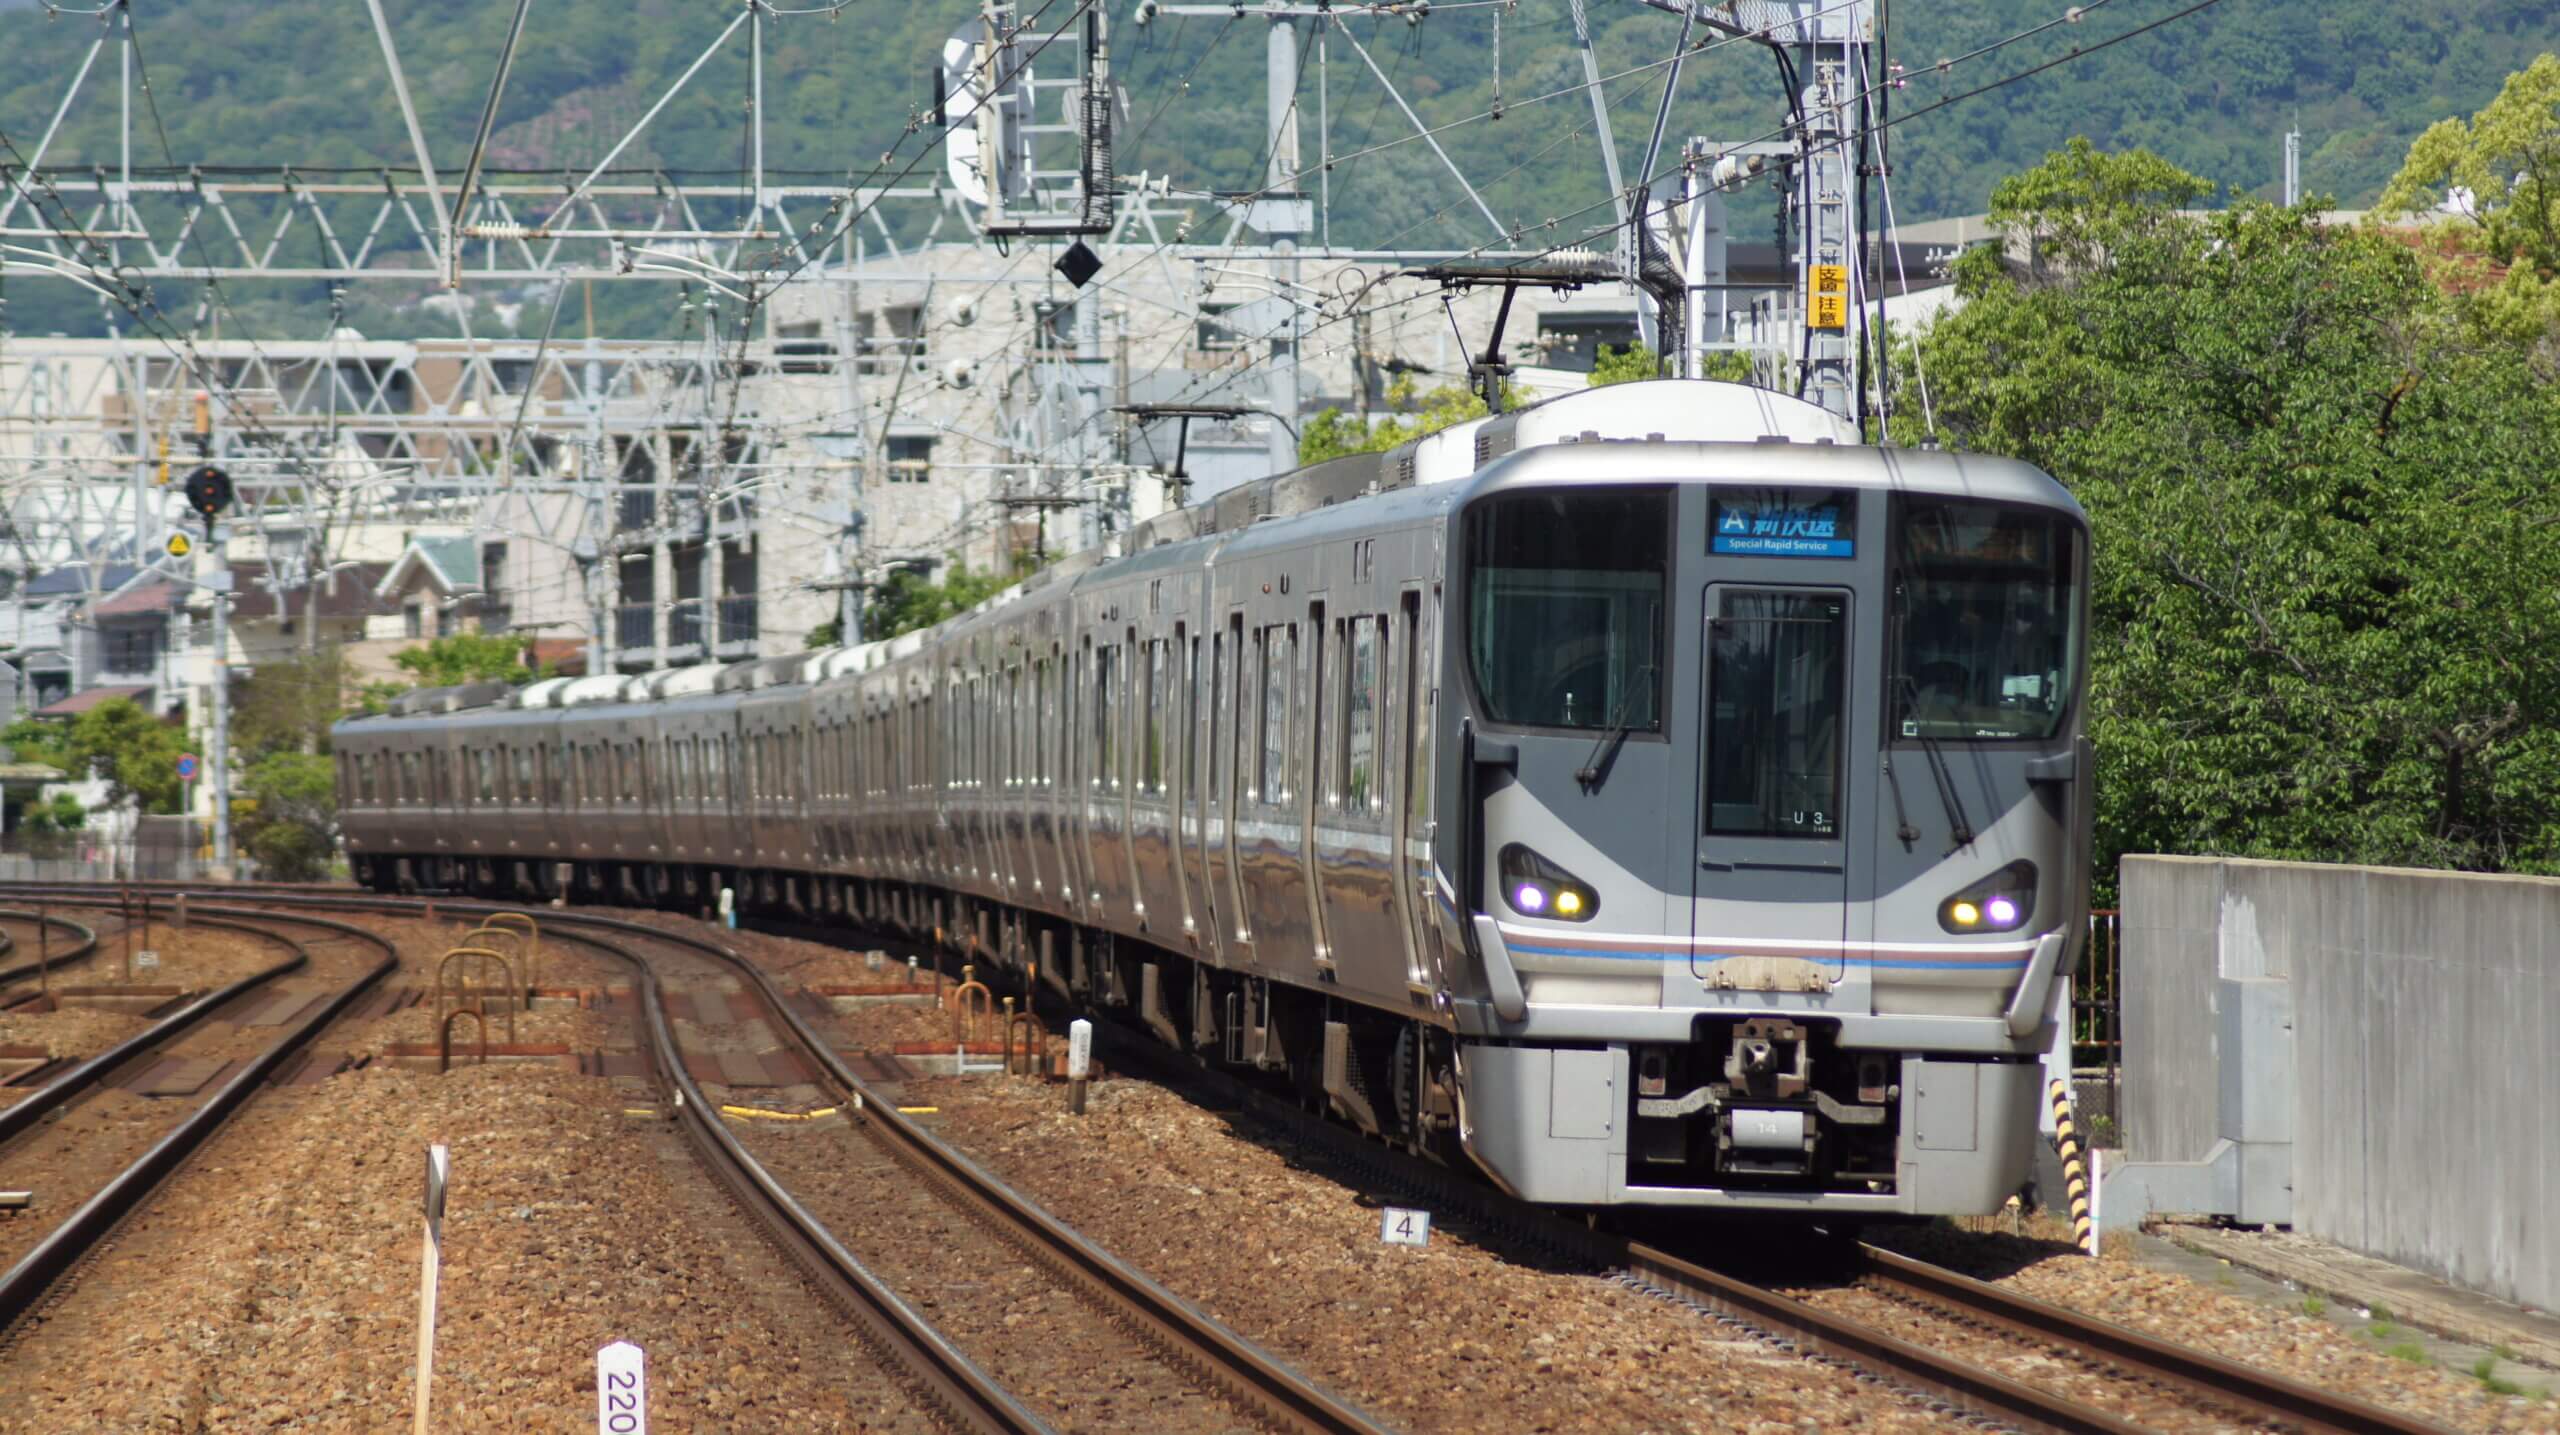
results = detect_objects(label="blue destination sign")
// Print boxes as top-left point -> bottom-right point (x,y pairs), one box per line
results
1713,498 -> 1854,558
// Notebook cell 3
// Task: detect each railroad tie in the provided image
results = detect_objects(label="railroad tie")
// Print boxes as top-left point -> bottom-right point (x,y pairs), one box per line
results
2047,1078 -> 2093,1253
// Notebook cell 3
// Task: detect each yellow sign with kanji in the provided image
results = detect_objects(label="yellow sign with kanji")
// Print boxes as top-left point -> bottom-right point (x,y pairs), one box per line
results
165,531 -> 192,559
1807,264 -> 1849,330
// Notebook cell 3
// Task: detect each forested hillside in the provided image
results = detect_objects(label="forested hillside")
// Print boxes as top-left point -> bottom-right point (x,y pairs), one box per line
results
0,0 -> 2551,337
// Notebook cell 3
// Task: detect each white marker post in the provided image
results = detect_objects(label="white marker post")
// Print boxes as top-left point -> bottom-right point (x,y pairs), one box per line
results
596,1340 -> 648,1433
1066,1019 -> 1093,1115
413,1144 -> 450,1435
717,886 -> 735,930
1380,1207 -> 1432,1248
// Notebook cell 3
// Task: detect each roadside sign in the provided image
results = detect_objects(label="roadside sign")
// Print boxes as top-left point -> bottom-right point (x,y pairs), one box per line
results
134,949 -> 159,973
1380,1207 -> 1432,1247
165,531 -> 192,559
176,753 -> 200,781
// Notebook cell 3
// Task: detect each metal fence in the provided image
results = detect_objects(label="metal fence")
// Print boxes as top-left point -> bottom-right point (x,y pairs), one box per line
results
2073,909 -> 2122,1080
0,821 -> 222,881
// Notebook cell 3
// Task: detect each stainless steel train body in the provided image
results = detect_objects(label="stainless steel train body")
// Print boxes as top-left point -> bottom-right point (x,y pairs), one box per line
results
336,380 -> 2091,1217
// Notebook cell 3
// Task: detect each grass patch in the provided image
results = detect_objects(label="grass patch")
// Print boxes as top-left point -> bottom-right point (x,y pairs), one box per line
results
2301,1294 -> 2327,1317
2368,1320 -> 2398,1340
2472,1356 -> 2526,1396
2386,1341 -> 2430,1365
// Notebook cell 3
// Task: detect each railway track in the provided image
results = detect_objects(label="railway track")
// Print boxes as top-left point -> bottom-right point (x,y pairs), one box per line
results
837,932 -> 2449,1435
0,880 -> 2459,1434
0,903 -> 396,1333
0,882 -> 1390,1435
0,908 -> 100,992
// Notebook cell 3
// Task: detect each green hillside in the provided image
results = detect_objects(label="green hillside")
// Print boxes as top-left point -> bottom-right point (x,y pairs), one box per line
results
0,0 -> 2550,338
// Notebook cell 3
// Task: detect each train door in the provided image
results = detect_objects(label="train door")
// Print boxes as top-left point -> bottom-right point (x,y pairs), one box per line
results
1300,602 -> 1333,968
1392,587 -> 1442,990
1172,624 -> 1203,948
1692,585 -> 1851,984
1202,615 -> 1243,951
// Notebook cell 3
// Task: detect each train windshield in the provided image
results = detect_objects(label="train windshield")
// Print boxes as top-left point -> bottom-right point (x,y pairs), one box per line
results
1464,486 -> 1669,731
1891,500 -> 2082,740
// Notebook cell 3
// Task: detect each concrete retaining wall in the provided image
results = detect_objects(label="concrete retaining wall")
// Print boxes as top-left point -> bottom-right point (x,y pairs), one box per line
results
2122,856 -> 2559,1315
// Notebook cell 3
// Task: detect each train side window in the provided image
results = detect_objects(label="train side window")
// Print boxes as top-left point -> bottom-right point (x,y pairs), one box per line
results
1346,617 -> 1380,812
1261,625 -> 1293,804
1143,639 -> 1165,795
1307,606 -> 1329,810
1184,630 -> 1202,806
1404,591 -> 1436,832
1093,644 -> 1114,792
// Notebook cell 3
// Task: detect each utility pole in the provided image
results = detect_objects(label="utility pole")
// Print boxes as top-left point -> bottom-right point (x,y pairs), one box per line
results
209,559 -> 231,875
2282,125 -> 2301,207
1783,2 -> 1875,422
1266,13 -> 1303,475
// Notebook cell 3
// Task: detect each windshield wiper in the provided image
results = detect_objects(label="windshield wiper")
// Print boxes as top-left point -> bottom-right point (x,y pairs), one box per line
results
1576,668 -> 1653,791
1896,675 -> 1976,850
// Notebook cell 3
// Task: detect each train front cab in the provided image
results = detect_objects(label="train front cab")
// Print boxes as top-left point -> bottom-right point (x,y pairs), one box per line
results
1443,445 -> 2091,1216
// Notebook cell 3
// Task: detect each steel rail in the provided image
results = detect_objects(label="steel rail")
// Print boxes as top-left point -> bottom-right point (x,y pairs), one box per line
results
542,919 -> 1051,1435
460,903 -> 1393,1435
4,882 -> 2424,1434
0,909 -> 98,988
13,885 -> 1397,1435
0,910 -> 306,1146
0,906 -> 396,1334
1855,1244 -> 2449,1435
1080,984 -> 2454,1435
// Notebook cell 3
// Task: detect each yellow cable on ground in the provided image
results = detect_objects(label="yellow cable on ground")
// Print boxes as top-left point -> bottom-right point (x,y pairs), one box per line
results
2049,1077 -> 2094,1254
718,1104 -> 841,1121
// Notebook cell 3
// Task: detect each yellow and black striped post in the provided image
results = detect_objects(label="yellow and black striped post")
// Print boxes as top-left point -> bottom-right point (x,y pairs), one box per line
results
2049,1078 -> 2095,1254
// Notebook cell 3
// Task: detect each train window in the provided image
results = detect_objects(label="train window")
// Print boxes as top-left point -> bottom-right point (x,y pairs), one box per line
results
1705,590 -> 1845,839
399,752 -> 417,802
1463,485 -> 1668,731
1346,617 -> 1380,812
1890,499 -> 2082,741
1405,592 -> 1435,832
478,749 -> 498,804
1185,632 -> 1202,806
514,747 -> 535,802
1143,640 -> 1165,795
1093,645 -> 1115,791
1307,608 -> 1328,808
1261,625 -> 1292,803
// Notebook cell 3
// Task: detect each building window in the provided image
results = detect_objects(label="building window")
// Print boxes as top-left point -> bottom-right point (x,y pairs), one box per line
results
1535,312 -> 1643,374
859,305 -> 926,373
886,435 -> 934,484
103,626 -> 161,672
1195,303 -> 1244,354
480,542 -> 512,635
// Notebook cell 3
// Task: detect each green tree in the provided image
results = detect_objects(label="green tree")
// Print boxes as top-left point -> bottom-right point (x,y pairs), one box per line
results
20,792 -> 86,833
866,564 -> 1024,641
804,618 -> 841,650
1589,342 -> 1660,386
237,750 -> 337,881
0,717 -> 70,774
2378,54 -> 2560,274
364,633 -> 540,709
54,699 -> 190,815
232,648 -> 355,759
2376,55 -> 2560,352
1903,140 -> 2560,890
1297,375 -> 1507,465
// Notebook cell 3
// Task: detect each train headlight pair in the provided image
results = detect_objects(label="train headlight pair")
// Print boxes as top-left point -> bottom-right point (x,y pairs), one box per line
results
1501,844 -> 1599,922
1939,861 -> 2037,934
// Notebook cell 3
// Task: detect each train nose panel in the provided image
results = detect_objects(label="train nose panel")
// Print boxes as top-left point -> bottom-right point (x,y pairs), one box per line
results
1692,585 -> 1850,988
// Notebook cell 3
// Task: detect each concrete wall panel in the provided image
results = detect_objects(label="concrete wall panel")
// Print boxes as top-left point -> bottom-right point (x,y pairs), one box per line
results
2121,856 -> 2224,1164
2122,856 -> 2558,1314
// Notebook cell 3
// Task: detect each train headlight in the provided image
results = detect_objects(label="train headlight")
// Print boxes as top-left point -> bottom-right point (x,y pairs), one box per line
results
1500,844 -> 1599,922
1938,861 -> 2037,934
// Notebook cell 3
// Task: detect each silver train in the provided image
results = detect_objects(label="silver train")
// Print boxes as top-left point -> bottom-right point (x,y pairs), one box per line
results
336,379 -> 2092,1217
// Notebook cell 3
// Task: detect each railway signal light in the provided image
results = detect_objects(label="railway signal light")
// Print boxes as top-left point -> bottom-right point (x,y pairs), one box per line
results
183,465 -> 233,528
